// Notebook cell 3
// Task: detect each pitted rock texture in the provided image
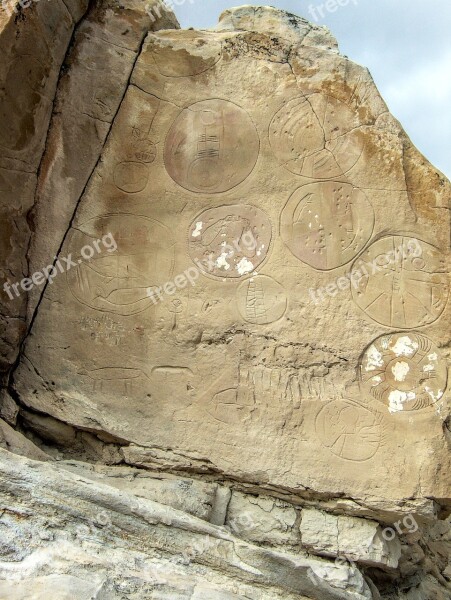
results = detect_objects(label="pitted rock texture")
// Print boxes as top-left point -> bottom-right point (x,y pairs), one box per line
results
0,4 -> 450,599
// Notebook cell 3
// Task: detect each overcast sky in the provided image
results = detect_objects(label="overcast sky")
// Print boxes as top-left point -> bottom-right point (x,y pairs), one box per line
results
173,0 -> 451,180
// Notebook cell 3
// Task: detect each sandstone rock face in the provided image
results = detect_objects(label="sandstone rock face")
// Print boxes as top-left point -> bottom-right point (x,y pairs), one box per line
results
0,4 -> 450,599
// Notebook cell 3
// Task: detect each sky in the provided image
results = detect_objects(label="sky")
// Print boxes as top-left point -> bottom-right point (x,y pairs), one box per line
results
172,0 -> 451,180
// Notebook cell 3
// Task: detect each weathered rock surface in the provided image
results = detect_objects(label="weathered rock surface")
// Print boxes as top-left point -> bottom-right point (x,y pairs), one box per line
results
0,3 -> 450,599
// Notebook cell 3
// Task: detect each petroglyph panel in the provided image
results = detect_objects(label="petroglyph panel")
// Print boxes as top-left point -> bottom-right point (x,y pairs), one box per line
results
359,333 -> 448,413
280,182 -> 374,270
164,99 -> 260,193
188,205 -> 272,279
315,399 -> 383,462
11,6 -> 451,522
236,276 -> 287,324
67,214 -> 175,315
269,94 -> 364,180
352,236 -> 449,328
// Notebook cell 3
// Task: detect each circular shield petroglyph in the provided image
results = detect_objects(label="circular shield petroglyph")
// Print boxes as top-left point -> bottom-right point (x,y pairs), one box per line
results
315,399 -> 382,462
352,236 -> 449,329
164,99 -> 260,193
280,182 -> 374,270
359,333 -> 448,413
188,205 -> 272,279
269,94 -> 364,180
113,162 -> 150,193
67,214 -> 174,316
236,276 -> 287,324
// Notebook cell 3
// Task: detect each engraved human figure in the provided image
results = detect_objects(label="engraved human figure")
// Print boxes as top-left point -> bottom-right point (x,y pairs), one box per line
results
245,278 -> 269,323
187,109 -> 222,190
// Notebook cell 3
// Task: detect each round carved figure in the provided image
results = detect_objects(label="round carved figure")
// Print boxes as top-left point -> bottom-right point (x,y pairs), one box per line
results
280,182 -> 374,270
188,205 -> 272,279
236,276 -> 287,324
315,399 -> 382,462
164,99 -> 260,193
359,333 -> 448,413
351,236 -> 449,328
67,214 -> 174,316
269,94 -> 364,180
114,162 -> 149,193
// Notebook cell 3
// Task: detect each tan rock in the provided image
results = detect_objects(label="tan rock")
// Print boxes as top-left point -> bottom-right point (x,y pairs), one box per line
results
12,4 -> 450,520
0,4 -> 450,599
300,508 -> 402,569
0,448 -> 373,600
0,0 -> 88,377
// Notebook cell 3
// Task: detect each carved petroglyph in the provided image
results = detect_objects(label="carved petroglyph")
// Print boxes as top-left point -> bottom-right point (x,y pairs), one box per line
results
164,99 -> 260,193
113,97 -> 160,193
315,399 -> 383,462
359,333 -> 448,413
280,182 -> 374,270
78,315 -> 126,346
269,94 -> 364,180
113,162 -> 150,193
207,365 -> 302,425
236,275 -> 287,324
352,236 -> 449,328
188,205 -> 272,279
126,126 -> 157,164
80,367 -> 148,395
67,215 -> 175,316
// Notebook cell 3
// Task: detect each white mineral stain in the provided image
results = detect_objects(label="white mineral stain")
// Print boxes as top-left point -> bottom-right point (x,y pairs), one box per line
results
365,345 -> 384,371
425,386 -> 443,402
390,336 -> 418,357
216,253 -> 231,271
391,361 -> 410,382
423,364 -> 434,372
428,353 -> 438,361
371,375 -> 383,386
381,337 -> 390,350
256,250 -> 261,257
236,257 -> 254,275
192,222 -> 203,238
388,390 -> 416,413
